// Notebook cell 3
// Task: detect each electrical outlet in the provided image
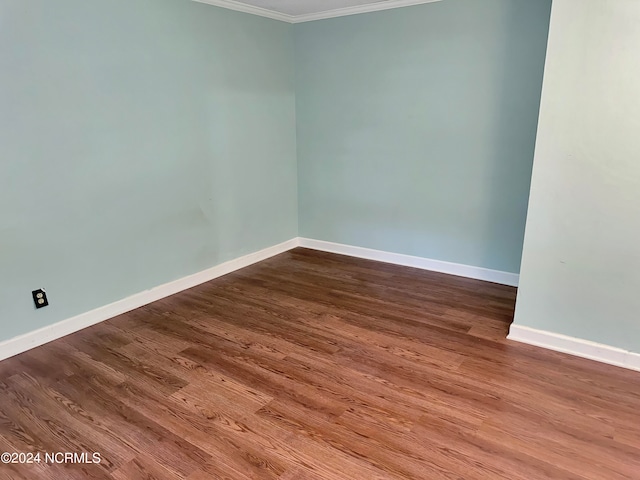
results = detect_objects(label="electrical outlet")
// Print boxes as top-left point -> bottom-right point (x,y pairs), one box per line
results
32,289 -> 49,309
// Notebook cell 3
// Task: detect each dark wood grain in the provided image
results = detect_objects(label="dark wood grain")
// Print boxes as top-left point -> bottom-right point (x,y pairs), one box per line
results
0,248 -> 639,479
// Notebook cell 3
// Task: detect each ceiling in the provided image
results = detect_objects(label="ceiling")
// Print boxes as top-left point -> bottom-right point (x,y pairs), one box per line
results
193,0 -> 442,23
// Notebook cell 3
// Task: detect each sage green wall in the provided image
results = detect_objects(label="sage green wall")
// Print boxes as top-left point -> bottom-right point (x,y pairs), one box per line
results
0,0 -> 297,341
294,0 -> 551,274
514,0 -> 640,352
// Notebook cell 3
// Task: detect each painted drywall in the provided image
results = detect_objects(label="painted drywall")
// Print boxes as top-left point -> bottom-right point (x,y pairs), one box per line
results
0,0 -> 297,342
513,0 -> 640,352
294,0 -> 551,274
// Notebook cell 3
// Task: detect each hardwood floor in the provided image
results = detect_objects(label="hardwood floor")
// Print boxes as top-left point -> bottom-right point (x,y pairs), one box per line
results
1,248 -> 639,479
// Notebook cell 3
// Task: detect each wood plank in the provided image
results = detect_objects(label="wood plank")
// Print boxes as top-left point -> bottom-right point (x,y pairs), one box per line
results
0,248 -> 637,479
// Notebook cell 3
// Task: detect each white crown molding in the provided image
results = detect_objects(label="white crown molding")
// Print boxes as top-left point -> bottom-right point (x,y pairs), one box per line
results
191,0 -> 442,24
298,238 -> 519,286
0,238 -> 300,362
191,0 -> 295,23
508,324 -> 640,373
292,0 -> 443,23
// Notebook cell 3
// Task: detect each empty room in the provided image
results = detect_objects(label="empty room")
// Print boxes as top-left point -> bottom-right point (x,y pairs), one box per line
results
1,0 -> 639,478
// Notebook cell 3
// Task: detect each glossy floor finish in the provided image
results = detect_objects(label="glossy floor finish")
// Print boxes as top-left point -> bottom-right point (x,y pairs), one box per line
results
1,248 -> 639,479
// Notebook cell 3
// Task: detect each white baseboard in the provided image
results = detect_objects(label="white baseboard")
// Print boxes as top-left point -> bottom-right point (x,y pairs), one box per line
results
0,238 -> 299,362
0,236 -> 519,363
298,238 -> 519,287
508,325 -> 640,373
